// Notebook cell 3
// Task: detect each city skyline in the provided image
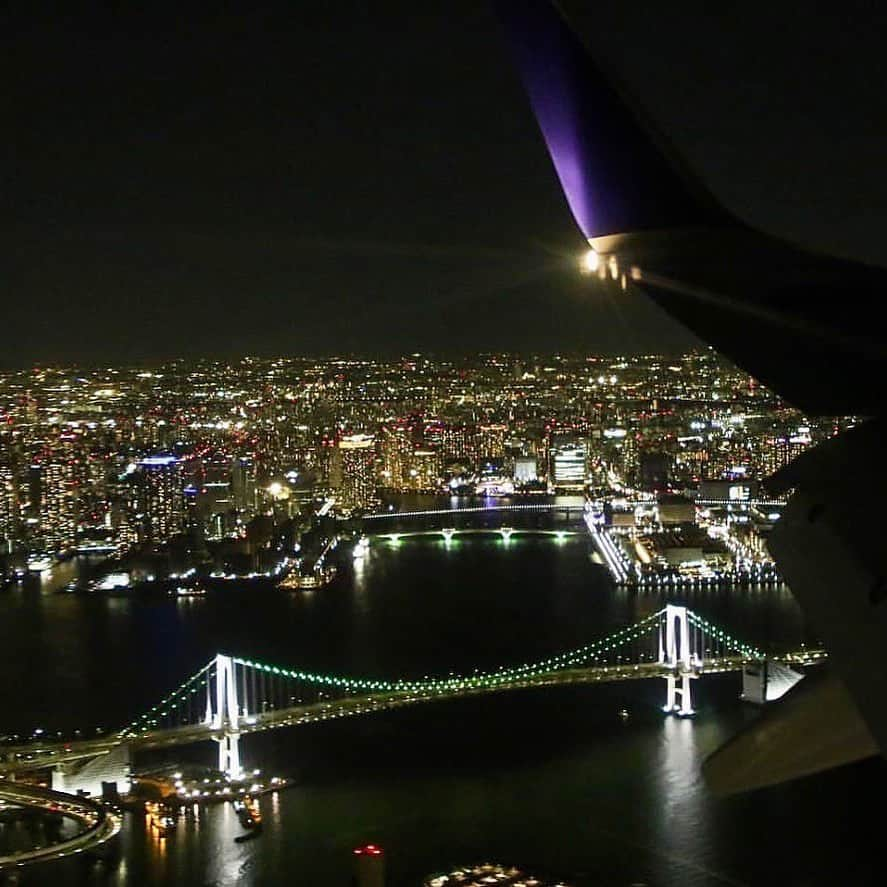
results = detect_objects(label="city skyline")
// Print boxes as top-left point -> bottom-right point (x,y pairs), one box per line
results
1,347 -> 848,570
5,1 -> 887,880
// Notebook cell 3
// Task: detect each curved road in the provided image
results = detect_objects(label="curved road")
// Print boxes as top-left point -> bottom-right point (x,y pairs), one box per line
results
0,782 -> 120,870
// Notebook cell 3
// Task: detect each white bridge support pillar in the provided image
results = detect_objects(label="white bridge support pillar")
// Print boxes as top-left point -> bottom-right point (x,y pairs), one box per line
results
659,605 -> 699,716
209,653 -> 244,778
218,732 -> 241,778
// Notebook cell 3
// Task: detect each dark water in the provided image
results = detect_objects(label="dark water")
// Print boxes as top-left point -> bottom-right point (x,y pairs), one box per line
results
1,529 -> 884,885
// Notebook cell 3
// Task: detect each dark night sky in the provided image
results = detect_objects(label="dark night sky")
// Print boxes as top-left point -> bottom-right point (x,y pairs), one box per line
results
5,1 -> 887,367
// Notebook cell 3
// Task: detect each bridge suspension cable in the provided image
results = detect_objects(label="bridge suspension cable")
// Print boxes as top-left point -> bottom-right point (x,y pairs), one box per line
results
686,610 -> 764,660
118,608 -> 767,740
120,660 -> 215,738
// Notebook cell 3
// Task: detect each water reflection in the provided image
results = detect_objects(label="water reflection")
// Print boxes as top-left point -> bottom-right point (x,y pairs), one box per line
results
0,531 -> 835,886
203,802 -> 256,887
653,716 -> 751,886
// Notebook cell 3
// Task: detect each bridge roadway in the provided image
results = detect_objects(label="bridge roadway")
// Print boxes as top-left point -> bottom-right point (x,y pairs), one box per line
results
0,781 -> 120,870
0,650 -> 826,776
371,528 -> 578,540
362,503 -> 585,521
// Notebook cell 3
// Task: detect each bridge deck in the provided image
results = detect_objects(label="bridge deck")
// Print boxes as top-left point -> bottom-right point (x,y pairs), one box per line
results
0,651 -> 826,774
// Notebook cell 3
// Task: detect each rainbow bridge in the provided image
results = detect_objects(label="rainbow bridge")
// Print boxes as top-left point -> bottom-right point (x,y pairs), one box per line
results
0,607 -> 823,787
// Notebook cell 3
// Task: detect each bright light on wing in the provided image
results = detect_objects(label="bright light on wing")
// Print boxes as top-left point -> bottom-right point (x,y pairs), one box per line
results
580,248 -> 599,274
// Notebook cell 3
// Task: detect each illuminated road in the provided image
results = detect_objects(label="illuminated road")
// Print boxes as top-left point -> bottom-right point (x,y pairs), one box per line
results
362,503 -> 585,521
371,528 -> 577,541
0,782 -> 120,870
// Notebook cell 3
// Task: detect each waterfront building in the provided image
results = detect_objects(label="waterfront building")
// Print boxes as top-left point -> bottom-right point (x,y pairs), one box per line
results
550,441 -> 586,490
407,448 -> 441,492
513,456 -> 537,484
336,434 -> 378,512
36,456 -> 79,553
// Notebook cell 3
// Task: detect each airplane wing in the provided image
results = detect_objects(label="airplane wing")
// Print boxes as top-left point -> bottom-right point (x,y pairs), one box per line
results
494,0 -> 887,418
494,0 -> 887,791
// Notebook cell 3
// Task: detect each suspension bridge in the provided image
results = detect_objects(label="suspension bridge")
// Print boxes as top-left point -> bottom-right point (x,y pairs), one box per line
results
0,607 -> 824,786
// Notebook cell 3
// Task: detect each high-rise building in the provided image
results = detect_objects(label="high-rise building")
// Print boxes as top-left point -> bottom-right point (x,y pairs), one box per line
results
762,432 -> 810,476
336,434 -> 378,512
379,423 -> 413,489
0,464 -> 18,552
316,436 -> 337,490
36,458 -> 79,553
478,424 -> 507,459
139,456 -> 184,542
406,449 -> 440,492
110,493 -> 140,551
231,457 -> 257,515
441,424 -> 476,464
550,442 -> 586,490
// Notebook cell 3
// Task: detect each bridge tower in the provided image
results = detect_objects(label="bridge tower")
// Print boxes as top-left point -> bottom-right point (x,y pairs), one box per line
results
659,605 -> 700,716
208,654 -> 244,778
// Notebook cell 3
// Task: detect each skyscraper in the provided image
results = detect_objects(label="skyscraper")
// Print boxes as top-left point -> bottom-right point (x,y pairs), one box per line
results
379,422 -> 413,490
231,457 -> 257,516
406,448 -> 441,492
441,424 -> 477,465
0,464 -> 17,552
550,442 -> 586,490
336,434 -> 378,512
138,456 -> 184,542
478,424 -> 507,460
36,457 -> 79,553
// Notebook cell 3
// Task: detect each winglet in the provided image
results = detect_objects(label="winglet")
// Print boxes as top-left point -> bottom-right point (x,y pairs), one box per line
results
703,672 -> 877,796
494,1 -> 732,239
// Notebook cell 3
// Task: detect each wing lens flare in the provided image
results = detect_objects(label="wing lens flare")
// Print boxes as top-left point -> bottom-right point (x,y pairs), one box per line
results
580,247 -> 600,274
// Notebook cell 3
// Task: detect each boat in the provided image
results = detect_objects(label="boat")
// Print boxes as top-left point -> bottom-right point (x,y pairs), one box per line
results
233,795 -> 262,840
352,536 -> 370,559
175,586 -> 206,597
278,564 -> 337,590
26,553 -> 54,573
145,802 -> 177,836
235,824 -> 263,842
